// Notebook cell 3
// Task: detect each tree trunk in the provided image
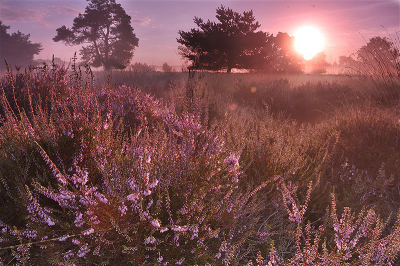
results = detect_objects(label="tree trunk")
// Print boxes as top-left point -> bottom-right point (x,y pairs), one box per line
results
104,25 -> 110,71
227,56 -> 233,73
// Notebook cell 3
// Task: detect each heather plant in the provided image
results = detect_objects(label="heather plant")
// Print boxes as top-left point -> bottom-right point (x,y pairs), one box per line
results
0,62 -> 112,262
247,189 -> 400,265
93,70 -> 187,98
307,108 -> 400,215
218,106 -> 329,262
0,64 -> 259,265
1,61 -> 400,265
160,71 -> 237,130
0,59 -> 69,122
219,91 -> 400,264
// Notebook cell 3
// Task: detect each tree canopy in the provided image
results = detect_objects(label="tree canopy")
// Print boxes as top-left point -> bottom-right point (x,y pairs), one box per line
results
177,5 -> 267,73
162,62 -> 173,72
357,36 -> 400,76
308,52 -> 329,74
0,21 -> 43,70
53,0 -> 139,71
130,62 -> 155,73
259,32 -> 304,74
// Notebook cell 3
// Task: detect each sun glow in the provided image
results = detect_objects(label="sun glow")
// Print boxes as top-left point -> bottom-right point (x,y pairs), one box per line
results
294,26 -> 325,60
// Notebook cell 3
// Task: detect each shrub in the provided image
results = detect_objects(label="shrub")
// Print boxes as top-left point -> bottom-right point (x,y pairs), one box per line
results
0,65 -> 253,265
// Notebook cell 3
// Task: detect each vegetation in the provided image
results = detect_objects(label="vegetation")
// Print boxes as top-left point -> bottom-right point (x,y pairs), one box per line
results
162,62 -> 173,73
0,21 -> 43,70
357,36 -> 400,76
130,62 -> 156,73
339,36 -> 400,77
53,0 -> 139,71
257,32 -> 304,74
0,49 -> 400,264
1,2 -> 400,265
177,5 -> 268,73
308,52 -> 329,74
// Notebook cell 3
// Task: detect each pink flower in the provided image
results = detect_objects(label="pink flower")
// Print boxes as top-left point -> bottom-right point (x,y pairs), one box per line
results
127,193 -> 139,201
151,219 -> 161,228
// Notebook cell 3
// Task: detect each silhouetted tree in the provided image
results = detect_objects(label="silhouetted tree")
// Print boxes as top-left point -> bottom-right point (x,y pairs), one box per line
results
130,62 -> 155,72
33,57 -> 68,68
339,55 -> 356,67
53,0 -> 139,71
309,52 -> 329,74
258,32 -> 304,73
338,55 -> 361,74
357,36 -> 400,76
162,62 -> 173,72
177,5 -> 267,73
0,21 -> 42,70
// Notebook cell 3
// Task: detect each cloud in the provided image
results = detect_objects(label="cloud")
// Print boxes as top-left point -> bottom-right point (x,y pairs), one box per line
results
0,5 -> 48,26
131,17 -> 151,26
50,5 -> 81,15
0,4 -> 82,28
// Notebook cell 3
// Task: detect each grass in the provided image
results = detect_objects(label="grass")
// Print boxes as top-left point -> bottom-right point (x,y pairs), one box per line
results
0,60 -> 400,265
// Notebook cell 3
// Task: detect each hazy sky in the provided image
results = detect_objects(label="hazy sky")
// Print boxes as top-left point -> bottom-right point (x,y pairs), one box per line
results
1,0 -> 399,67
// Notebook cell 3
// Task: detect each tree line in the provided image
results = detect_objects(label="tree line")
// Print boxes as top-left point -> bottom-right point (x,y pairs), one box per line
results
1,0 -> 398,75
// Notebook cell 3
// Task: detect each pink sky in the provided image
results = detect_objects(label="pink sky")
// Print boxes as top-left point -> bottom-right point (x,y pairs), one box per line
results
1,0 -> 399,67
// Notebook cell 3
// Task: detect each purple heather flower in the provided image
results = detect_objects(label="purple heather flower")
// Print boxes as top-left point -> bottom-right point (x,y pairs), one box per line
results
151,219 -> 161,228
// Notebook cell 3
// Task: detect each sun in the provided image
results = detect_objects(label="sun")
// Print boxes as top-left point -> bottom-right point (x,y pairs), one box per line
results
294,26 -> 325,60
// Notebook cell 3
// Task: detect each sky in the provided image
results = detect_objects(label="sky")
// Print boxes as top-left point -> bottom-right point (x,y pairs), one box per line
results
0,0 -> 399,67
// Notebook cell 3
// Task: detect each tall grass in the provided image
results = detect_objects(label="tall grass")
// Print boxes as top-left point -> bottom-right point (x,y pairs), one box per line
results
0,59 -> 400,265
343,30 -> 400,105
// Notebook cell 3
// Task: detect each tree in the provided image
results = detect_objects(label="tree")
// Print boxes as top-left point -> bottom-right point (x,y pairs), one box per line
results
339,55 -> 356,67
258,32 -> 304,74
33,57 -> 68,67
177,5 -> 268,73
308,52 -> 329,74
162,62 -> 173,72
338,55 -> 361,74
357,36 -> 400,76
0,21 -> 43,70
53,0 -> 139,71
130,62 -> 155,72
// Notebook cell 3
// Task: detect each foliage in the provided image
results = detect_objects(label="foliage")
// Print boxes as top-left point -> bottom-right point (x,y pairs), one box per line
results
130,62 -> 156,73
33,57 -> 69,68
339,33 -> 400,78
338,55 -> 360,74
257,32 -> 304,74
177,5 -> 268,73
337,32 -> 400,103
53,0 -> 139,71
357,36 -> 400,76
307,51 -> 330,74
0,21 -> 43,70
162,62 -> 173,73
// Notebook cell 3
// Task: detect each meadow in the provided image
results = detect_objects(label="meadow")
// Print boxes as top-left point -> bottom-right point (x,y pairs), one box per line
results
0,61 -> 400,265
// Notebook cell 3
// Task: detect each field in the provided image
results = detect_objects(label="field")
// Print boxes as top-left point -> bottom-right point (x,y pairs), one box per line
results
0,63 -> 400,265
